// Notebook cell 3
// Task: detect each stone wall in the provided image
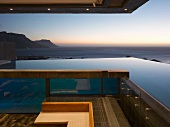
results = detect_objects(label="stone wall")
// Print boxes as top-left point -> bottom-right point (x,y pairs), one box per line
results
0,41 -> 16,60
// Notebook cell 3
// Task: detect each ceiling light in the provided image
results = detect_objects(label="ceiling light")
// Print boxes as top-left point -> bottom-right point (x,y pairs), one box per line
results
48,8 -> 51,11
86,8 -> 89,11
124,9 -> 128,11
10,8 -> 13,11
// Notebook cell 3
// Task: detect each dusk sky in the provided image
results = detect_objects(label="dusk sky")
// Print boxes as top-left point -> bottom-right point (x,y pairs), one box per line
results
0,0 -> 170,46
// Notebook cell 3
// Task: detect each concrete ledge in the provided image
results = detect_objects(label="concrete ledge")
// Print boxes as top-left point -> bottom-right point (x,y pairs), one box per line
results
0,0 -> 149,14
0,69 -> 129,78
0,0 -> 100,4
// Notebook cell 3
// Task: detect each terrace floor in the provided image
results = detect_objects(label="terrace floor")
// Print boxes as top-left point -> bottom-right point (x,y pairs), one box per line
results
0,114 -> 38,127
0,97 -> 130,127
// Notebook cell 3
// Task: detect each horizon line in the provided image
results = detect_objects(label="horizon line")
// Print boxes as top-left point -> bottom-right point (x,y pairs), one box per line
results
57,44 -> 170,47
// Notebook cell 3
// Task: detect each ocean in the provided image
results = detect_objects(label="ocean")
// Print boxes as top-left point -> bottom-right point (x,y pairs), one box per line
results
16,46 -> 170,64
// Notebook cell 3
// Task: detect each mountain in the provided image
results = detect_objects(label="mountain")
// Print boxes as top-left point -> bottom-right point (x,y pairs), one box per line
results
34,39 -> 58,48
0,31 -> 58,49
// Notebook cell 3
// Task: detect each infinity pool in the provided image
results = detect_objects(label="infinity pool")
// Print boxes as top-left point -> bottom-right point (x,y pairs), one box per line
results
15,57 -> 170,109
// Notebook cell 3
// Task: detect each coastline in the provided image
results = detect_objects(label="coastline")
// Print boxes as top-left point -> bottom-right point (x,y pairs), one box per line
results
16,47 -> 170,64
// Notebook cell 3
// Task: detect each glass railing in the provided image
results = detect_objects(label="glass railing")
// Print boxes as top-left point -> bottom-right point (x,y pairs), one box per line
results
0,77 -> 118,113
0,70 -> 128,113
0,78 -> 46,113
50,78 -> 118,95
120,78 -> 170,127
50,78 -> 102,95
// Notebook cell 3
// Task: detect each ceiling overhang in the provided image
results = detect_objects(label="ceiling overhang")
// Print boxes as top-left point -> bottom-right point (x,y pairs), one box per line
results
0,0 -> 149,14
0,0 -> 103,4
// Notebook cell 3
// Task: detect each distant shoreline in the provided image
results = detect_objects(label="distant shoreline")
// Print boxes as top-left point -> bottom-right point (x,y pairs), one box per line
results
16,47 -> 170,64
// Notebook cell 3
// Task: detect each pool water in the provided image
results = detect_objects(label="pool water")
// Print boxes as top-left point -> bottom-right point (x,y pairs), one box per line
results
0,77 -> 118,113
0,57 -> 170,113
16,58 -> 170,109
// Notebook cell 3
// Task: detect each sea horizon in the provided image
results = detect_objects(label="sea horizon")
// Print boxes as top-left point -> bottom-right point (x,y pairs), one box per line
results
16,46 -> 170,64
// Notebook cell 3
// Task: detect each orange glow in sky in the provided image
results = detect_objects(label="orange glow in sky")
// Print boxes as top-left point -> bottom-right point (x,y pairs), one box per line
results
0,0 -> 170,46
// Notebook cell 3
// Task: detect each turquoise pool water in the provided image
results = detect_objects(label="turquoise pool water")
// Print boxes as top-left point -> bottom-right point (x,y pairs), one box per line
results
0,78 -> 46,113
0,77 -> 117,113
15,58 -> 170,109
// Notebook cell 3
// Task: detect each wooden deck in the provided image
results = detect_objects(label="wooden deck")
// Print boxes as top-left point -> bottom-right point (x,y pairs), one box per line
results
0,114 -> 38,127
0,97 -> 130,127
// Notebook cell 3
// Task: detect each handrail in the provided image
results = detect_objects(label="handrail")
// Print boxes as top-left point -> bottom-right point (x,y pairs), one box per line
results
0,69 -> 129,78
121,78 -> 170,125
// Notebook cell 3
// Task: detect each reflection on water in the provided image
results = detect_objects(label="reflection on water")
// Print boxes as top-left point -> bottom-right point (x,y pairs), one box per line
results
16,58 -> 170,109
0,78 -> 46,113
